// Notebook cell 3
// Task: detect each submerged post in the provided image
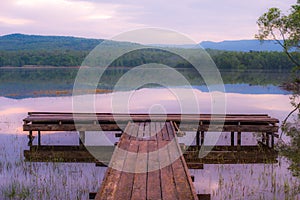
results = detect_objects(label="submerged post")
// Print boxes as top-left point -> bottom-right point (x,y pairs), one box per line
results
200,131 -> 205,145
79,131 -> 85,148
38,131 -> 41,146
28,131 -> 33,147
237,132 -> 241,150
196,131 -> 200,146
231,132 -> 235,146
266,132 -> 270,147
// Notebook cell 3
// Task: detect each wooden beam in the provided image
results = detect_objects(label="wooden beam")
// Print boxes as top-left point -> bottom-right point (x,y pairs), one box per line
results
24,113 -> 280,124
180,124 -> 278,132
23,124 -> 125,131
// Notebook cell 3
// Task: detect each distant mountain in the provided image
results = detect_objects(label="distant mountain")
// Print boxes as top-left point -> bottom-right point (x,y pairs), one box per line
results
0,33 -> 103,51
0,34 -> 285,52
199,40 -> 283,52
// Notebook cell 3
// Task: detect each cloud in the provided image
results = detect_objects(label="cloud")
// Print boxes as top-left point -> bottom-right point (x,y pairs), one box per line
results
0,0 -> 297,41
0,0 -> 139,38
0,16 -> 33,26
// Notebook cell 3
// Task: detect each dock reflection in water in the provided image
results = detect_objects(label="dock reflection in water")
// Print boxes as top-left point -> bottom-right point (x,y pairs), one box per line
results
1,88 -> 299,199
23,140 -> 279,200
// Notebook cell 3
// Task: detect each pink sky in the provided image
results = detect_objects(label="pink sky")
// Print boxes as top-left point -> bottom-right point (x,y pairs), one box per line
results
0,0 -> 296,42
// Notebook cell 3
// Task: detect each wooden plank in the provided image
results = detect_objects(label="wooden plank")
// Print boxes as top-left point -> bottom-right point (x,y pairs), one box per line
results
147,123 -> 162,200
23,123 -> 279,132
24,113 -> 279,124
131,138 -> 148,200
114,139 -> 139,199
180,124 -> 279,132
23,124 -> 125,131
168,123 -> 198,200
144,122 -> 150,139
137,122 -> 145,141
149,122 -> 157,140
24,116 -> 279,124
129,122 -> 139,140
157,122 -> 179,200
26,113 -> 271,119
161,122 -> 170,141
27,112 -> 269,117
185,145 -> 278,152
166,121 -> 175,140
95,122 -> 132,200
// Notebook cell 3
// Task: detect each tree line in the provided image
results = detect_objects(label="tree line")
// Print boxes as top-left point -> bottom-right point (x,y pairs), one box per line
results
0,48 -> 299,71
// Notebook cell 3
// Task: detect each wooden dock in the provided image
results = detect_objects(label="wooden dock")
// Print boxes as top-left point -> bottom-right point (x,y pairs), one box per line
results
23,112 -> 280,200
96,121 -> 197,200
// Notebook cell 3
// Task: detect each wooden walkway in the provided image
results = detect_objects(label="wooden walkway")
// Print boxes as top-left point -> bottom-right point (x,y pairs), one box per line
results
23,112 -> 279,148
95,121 -> 198,200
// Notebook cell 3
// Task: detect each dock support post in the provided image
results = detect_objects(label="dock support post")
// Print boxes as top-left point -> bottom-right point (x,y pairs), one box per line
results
196,131 -> 200,146
237,132 -> 241,150
38,131 -> 41,146
200,131 -> 205,145
79,131 -> 85,148
266,132 -> 270,147
271,133 -> 274,148
262,132 -> 266,144
28,131 -> 33,147
231,132 -> 234,146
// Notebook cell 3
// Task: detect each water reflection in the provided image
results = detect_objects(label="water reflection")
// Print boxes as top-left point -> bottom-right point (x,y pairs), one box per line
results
0,88 -> 299,199
0,68 -> 292,99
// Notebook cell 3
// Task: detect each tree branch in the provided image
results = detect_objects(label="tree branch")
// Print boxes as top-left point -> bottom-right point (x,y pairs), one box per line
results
271,29 -> 300,67
281,102 -> 300,138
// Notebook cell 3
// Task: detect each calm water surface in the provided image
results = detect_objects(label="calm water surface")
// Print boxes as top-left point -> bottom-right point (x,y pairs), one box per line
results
0,87 -> 299,199
0,68 -> 299,199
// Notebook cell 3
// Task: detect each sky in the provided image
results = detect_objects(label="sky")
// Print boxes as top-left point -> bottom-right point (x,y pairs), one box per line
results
0,0 -> 297,42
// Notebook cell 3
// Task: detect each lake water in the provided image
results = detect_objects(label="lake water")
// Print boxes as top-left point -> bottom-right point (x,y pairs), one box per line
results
0,68 -> 299,199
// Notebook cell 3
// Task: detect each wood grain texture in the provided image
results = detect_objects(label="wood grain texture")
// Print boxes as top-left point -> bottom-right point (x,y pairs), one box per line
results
96,121 -> 198,200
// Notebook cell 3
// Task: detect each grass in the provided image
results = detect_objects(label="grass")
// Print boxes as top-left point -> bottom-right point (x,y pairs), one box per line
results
0,127 -> 299,199
2,182 -> 30,199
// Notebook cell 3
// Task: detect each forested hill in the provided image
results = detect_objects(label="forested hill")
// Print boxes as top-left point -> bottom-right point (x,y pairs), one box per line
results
0,33 -> 299,71
0,33 -> 103,51
0,34 -> 284,52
